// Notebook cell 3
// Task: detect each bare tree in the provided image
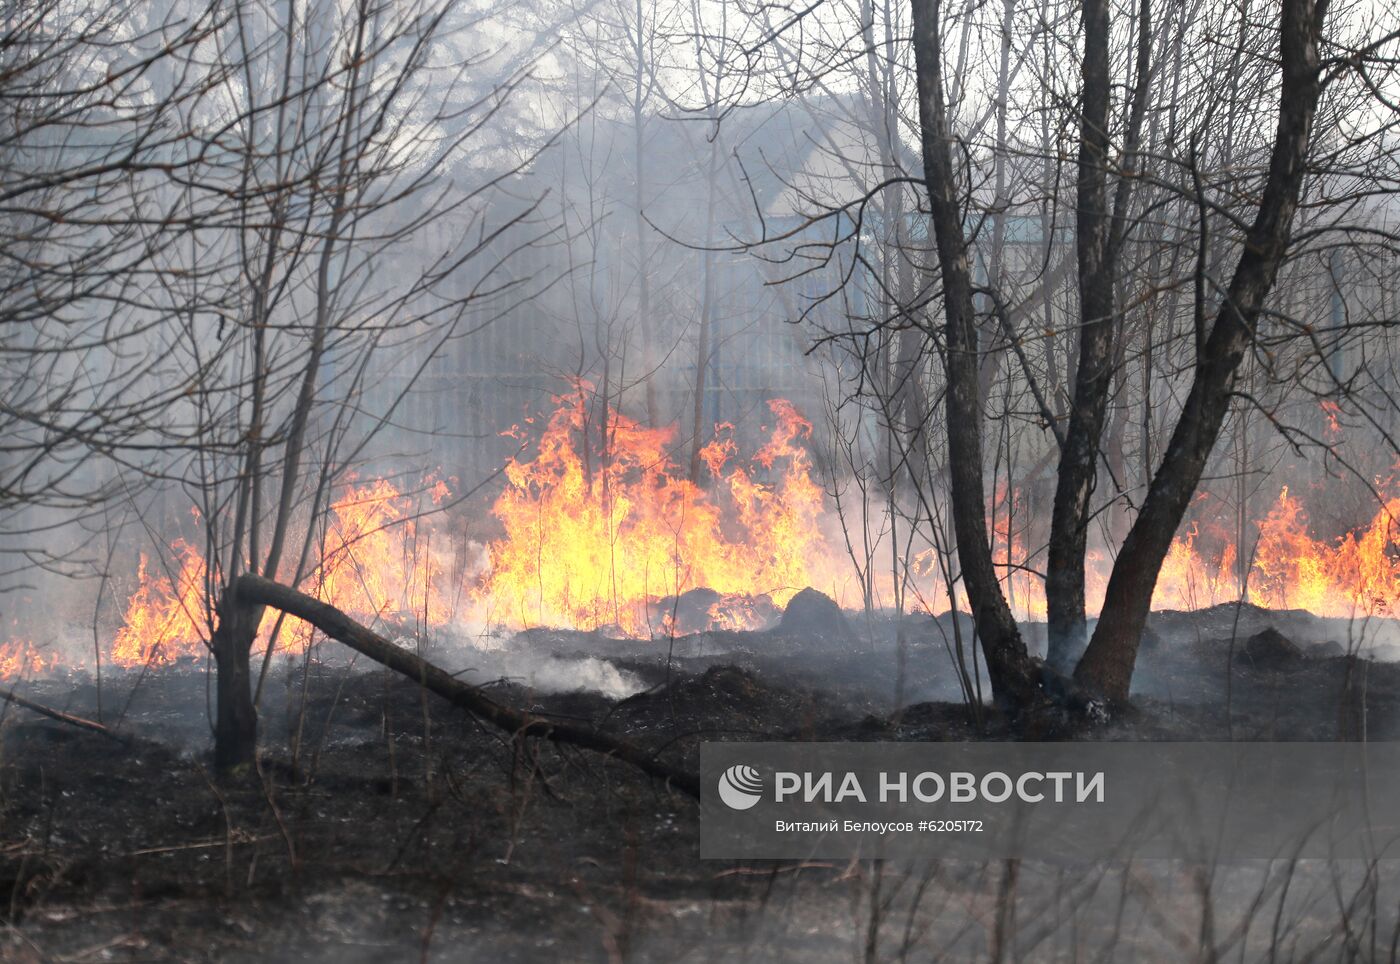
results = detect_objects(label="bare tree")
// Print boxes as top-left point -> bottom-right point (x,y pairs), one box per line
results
1073,0 -> 1337,700
129,0 -> 557,769
712,0 -> 1399,710
910,0 -> 1041,706
0,0 -> 224,587
1044,0 -> 1153,674
906,0 -> 1398,706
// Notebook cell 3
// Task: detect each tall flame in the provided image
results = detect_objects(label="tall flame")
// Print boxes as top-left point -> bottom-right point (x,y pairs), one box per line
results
8,393 -> 1400,682
1247,487 -> 1400,617
474,386 -> 837,635
308,477 -> 450,635
106,479 -> 449,667
111,540 -> 209,665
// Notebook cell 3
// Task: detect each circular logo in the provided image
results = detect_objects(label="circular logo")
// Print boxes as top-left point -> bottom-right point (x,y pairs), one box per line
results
717,764 -> 764,810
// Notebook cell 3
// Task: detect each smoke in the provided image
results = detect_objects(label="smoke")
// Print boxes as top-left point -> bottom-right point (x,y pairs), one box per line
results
435,627 -> 647,700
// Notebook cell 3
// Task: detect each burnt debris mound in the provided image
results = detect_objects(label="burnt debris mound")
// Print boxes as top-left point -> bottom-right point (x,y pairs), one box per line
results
775,587 -> 855,643
1240,627 -> 1304,669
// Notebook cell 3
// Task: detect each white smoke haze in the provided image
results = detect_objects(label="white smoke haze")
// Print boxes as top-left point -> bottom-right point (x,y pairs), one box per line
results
433,627 -> 649,700
3,0 -> 1400,959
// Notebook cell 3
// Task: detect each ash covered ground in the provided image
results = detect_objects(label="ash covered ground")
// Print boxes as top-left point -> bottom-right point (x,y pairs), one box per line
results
3,596 -> 1400,962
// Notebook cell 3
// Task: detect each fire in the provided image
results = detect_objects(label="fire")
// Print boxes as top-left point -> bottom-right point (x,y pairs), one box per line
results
695,594 -> 780,634
474,386 -> 838,635
308,477 -> 450,636
989,480 -> 1044,620
976,484 -> 1400,620
108,479 -> 449,667
111,540 -> 210,665
1246,487 -> 1400,617
1151,526 -> 1237,612
0,640 -> 50,681
10,392 -> 1400,679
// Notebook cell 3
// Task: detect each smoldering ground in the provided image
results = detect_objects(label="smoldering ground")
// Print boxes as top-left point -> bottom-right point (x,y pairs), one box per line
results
4,598 -> 1400,961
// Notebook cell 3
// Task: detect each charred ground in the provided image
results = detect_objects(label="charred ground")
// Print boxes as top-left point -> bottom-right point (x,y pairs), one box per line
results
2,602 -> 1398,962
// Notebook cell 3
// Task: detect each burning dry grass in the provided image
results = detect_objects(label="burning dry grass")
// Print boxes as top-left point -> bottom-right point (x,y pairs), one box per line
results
478,387 -> 838,635
10,392 -> 1400,683
0,641 -> 49,681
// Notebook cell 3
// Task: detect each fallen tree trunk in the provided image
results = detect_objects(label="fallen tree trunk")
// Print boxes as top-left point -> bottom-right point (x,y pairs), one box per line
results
1,687 -> 126,742
230,574 -> 699,798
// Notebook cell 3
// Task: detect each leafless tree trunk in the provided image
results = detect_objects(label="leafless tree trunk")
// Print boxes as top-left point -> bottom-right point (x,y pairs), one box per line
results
910,0 -> 1040,707
1045,0 -> 1153,674
1075,0 -> 1330,701
182,0 -> 555,769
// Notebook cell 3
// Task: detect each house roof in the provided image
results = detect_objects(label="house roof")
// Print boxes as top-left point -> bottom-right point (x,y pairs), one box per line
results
498,92 -> 922,243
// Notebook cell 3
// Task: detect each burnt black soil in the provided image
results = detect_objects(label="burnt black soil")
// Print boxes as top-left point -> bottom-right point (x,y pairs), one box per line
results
3,606 -> 1399,961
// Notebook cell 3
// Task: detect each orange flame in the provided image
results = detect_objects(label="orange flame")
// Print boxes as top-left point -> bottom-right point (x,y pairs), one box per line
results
1245,486 -> 1400,616
308,477 -> 449,636
108,479 -> 448,666
12,394 -> 1400,679
473,386 -> 838,635
111,540 -> 210,665
1151,525 -> 1238,612
0,640 -> 50,681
